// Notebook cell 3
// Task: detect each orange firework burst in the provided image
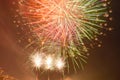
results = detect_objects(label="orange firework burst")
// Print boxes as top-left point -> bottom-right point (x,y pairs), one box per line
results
15,0 -> 112,72
19,0 -> 85,45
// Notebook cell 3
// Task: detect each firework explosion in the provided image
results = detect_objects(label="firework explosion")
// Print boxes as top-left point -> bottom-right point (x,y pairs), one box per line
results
13,0 -> 112,72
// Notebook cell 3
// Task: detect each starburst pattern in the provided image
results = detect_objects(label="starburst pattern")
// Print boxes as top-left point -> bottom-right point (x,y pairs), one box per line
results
13,0 -> 112,72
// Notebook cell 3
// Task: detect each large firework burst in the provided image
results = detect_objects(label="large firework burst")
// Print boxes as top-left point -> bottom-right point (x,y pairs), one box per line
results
13,0 -> 112,72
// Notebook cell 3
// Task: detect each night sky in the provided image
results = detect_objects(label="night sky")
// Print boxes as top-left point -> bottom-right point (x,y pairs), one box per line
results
0,0 -> 120,80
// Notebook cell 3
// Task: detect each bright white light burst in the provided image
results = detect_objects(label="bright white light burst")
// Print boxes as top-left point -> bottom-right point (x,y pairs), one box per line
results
30,53 -> 42,68
55,59 -> 65,70
45,55 -> 53,70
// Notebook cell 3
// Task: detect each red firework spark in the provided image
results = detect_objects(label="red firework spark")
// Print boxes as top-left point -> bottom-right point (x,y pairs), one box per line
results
19,0 -> 84,45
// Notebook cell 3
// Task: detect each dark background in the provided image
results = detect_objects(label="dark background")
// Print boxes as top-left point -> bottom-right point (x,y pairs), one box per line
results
0,0 -> 120,80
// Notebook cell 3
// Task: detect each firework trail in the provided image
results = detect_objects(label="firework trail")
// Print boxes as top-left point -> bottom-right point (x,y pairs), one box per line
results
14,0 -> 112,72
